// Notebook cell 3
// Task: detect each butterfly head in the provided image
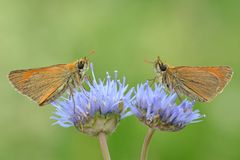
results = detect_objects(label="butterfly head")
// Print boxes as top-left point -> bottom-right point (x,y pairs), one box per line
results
154,56 -> 168,74
77,57 -> 90,74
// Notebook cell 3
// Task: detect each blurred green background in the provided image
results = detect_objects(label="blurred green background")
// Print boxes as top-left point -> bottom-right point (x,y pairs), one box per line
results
0,0 -> 239,160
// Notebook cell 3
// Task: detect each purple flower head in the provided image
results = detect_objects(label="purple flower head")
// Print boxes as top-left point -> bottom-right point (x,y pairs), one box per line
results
131,82 -> 204,131
51,64 -> 133,136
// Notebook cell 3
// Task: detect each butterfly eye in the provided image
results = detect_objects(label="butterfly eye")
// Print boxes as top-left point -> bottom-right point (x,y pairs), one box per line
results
159,64 -> 167,71
78,61 -> 85,70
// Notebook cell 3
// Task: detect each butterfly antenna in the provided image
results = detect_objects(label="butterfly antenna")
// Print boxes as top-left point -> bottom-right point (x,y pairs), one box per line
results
157,56 -> 164,64
144,58 -> 154,64
86,49 -> 96,58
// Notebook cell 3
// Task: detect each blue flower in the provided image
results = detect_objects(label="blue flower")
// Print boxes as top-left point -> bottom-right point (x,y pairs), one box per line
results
131,82 -> 204,131
51,64 -> 134,136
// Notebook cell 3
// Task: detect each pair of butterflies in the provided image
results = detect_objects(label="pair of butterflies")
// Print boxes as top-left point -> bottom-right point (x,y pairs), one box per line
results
8,57 -> 233,106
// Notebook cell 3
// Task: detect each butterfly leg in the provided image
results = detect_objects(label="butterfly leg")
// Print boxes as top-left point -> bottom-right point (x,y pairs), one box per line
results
68,83 -> 77,114
173,84 -> 183,102
84,75 -> 92,85
81,75 -> 91,91
176,92 -> 182,102
148,77 -> 157,87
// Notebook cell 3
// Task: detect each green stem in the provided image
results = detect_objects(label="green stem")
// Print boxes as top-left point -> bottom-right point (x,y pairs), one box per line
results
98,132 -> 111,160
140,128 -> 155,160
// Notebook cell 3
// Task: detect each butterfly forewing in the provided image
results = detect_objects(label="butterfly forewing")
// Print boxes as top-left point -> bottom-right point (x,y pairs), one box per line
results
8,64 -> 72,105
171,66 -> 233,102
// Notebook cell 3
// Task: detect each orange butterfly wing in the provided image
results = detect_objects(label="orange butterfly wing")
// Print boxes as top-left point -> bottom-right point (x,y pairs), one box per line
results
170,66 -> 233,102
8,64 -> 73,105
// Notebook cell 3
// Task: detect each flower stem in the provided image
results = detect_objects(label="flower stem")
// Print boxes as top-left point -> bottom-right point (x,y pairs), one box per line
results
140,128 -> 155,160
98,132 -> 111,160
